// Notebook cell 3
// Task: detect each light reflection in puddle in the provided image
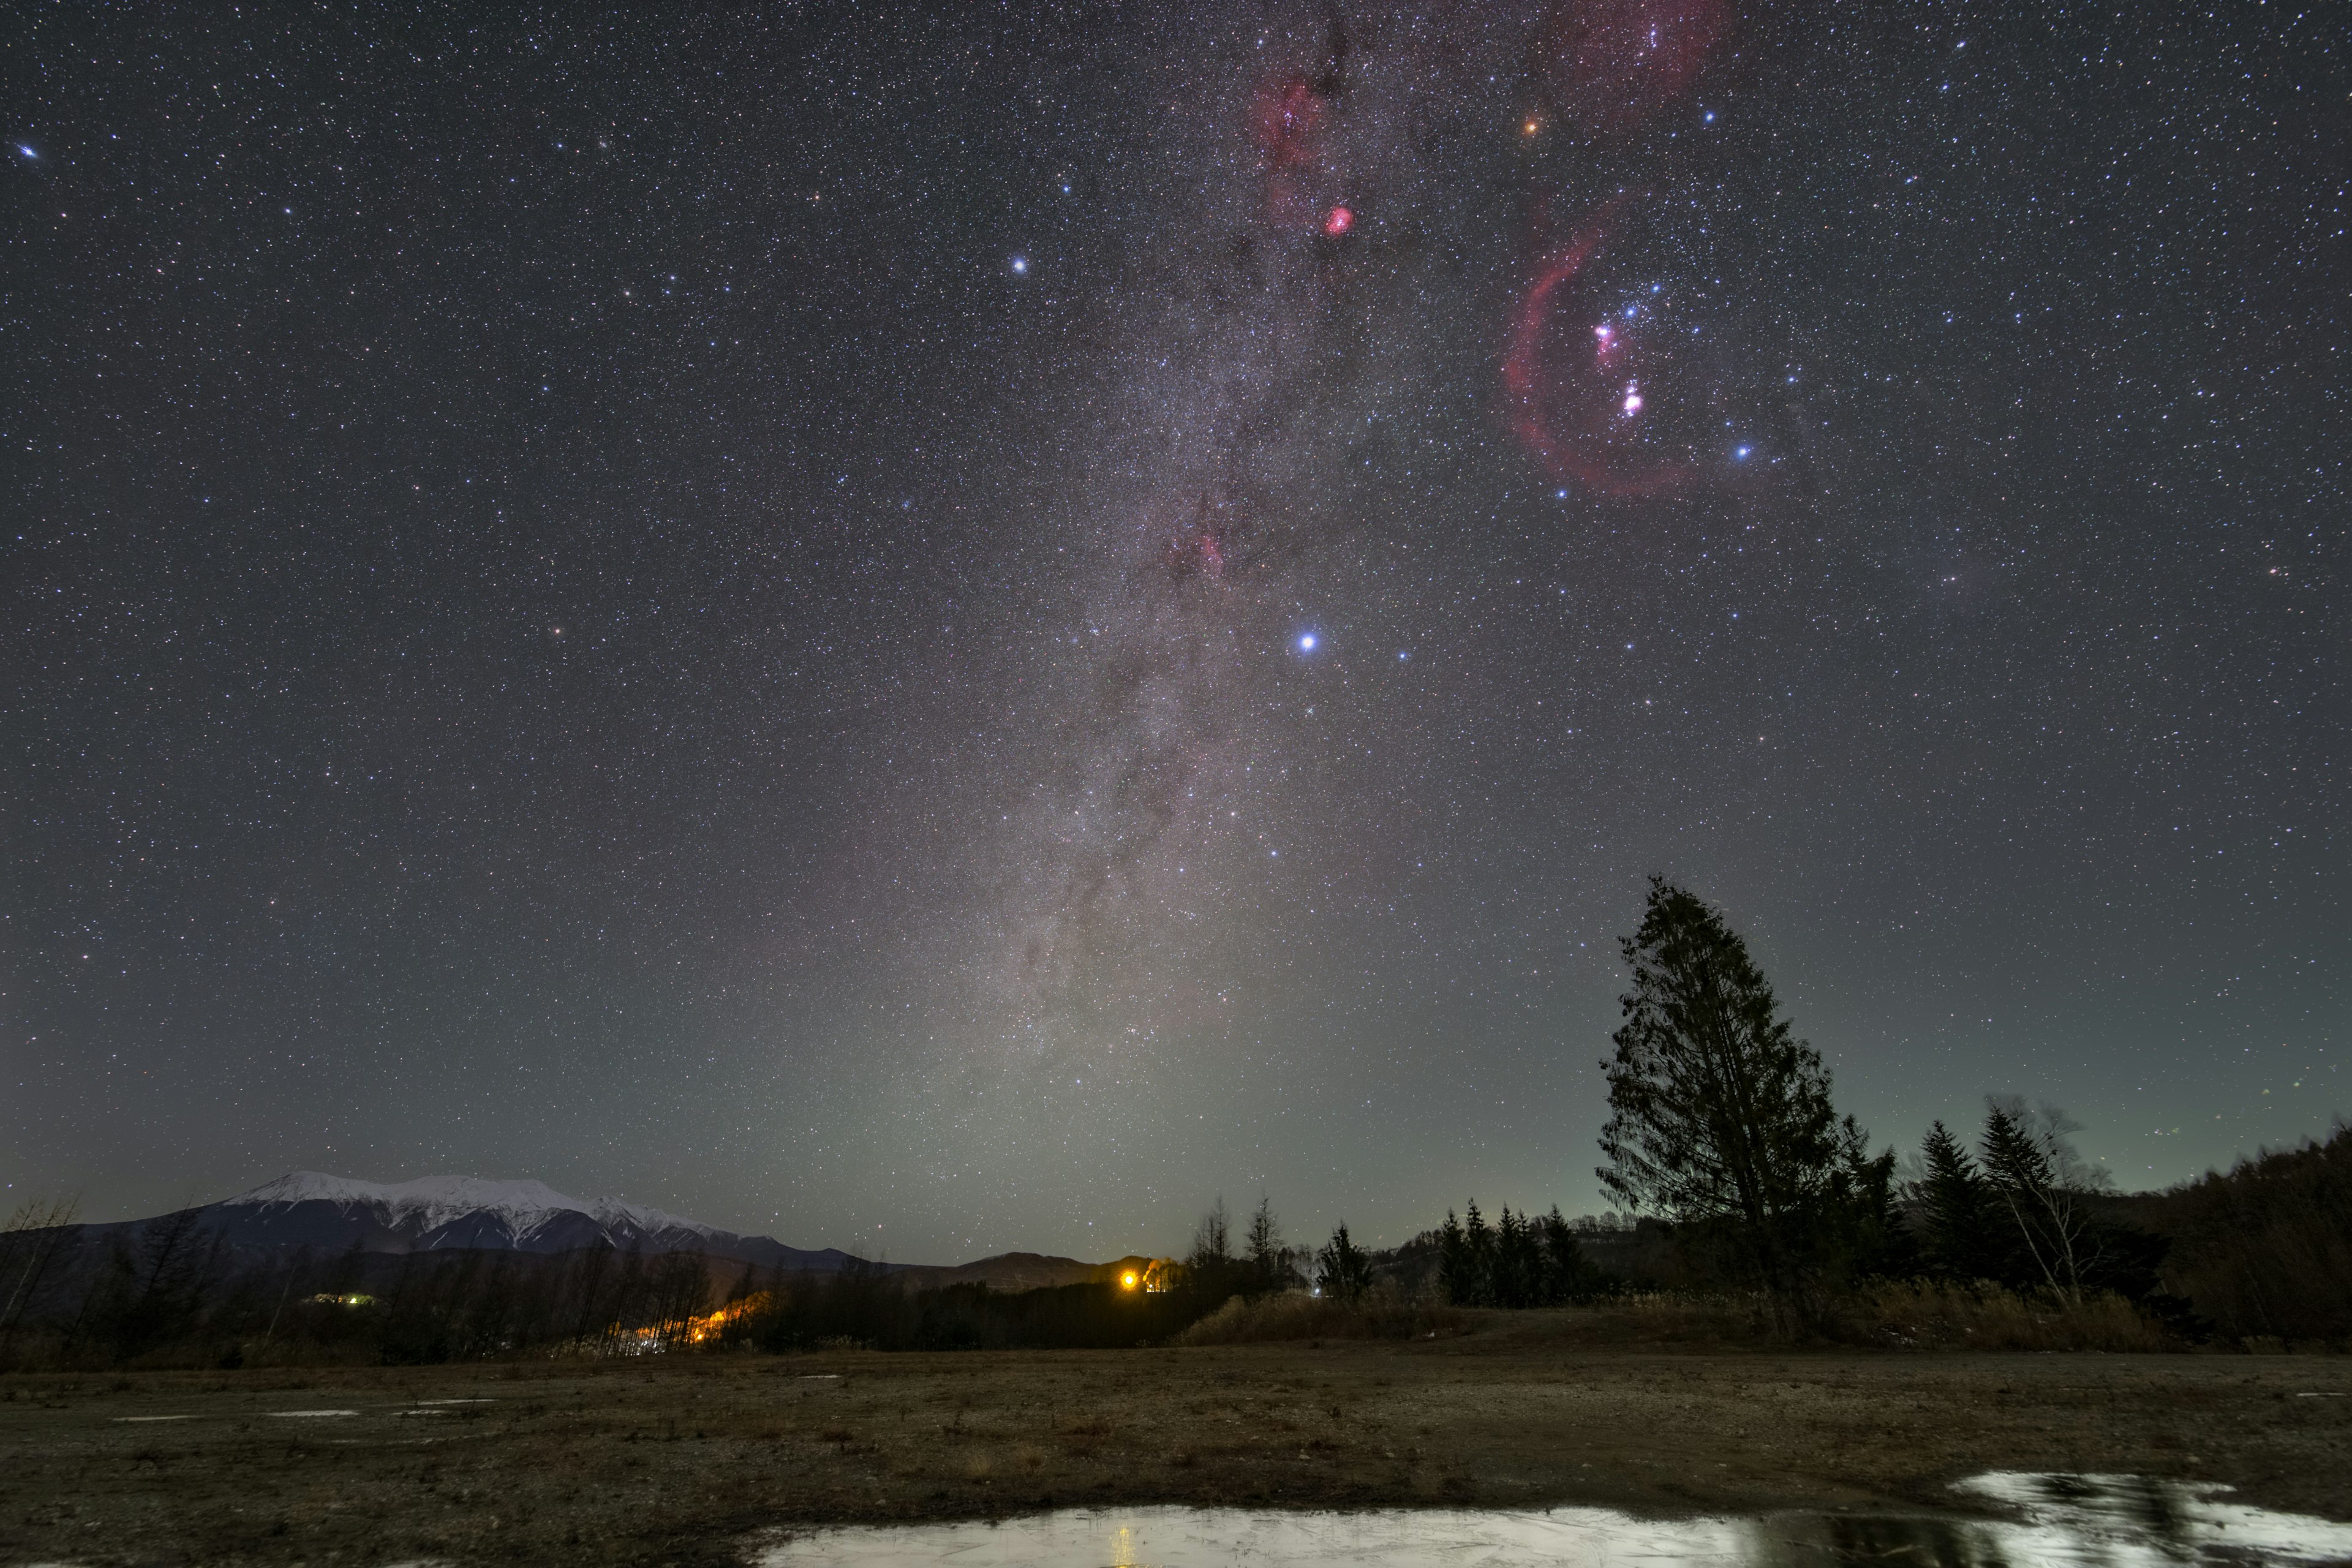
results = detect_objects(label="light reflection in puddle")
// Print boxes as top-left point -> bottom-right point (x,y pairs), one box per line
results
752,1474 -> 2352,1566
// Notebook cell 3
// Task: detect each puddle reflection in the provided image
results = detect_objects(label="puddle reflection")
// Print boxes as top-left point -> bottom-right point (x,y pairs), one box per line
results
753,1472 -> 2352,1566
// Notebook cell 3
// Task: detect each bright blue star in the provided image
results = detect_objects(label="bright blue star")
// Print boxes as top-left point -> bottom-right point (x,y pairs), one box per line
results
16,145 -> 34,159
1734,445 -> 1752,459
1297,633 -> 1316,652
1009,255 -> 1029,275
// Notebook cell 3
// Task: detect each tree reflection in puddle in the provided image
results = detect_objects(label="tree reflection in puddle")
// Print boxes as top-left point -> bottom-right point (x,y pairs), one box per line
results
752,1473 -> 2352,1566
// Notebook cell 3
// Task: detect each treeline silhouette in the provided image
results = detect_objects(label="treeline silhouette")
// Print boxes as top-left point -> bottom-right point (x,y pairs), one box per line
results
1431,1203 -> 1608,1308
0,1216 -> 728,1368
735,1267 -> 1219,1353
6,879 -> 2345,1365
4,1120 -> 2346,1369
2130,1126 -> 2352,1343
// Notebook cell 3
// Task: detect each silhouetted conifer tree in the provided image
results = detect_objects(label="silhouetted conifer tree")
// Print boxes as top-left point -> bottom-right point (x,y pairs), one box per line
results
1597,878 -> 1845,1306
1915,1121 -> 2002,1280
1491,1207 -> 1534,1308
1245,1196 -> 1289,1294
1461,1201 -> 1495,1306
1314,1224 -> 1373,1302
1436,1210 -> 1470,1305
1535,1207 -> 1606,1302
1981,1099 -> 2107,1302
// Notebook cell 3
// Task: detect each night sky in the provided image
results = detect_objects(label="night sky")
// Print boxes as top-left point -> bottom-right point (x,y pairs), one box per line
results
6,4 -> 2340,1262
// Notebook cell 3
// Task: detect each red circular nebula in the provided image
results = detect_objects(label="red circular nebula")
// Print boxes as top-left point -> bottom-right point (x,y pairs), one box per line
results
1502,207 -> 1691,498
1322,205 -> 1354,236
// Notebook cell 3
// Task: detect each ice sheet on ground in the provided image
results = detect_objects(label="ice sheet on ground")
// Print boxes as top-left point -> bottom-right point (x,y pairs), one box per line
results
752,1472 -> 2352,1567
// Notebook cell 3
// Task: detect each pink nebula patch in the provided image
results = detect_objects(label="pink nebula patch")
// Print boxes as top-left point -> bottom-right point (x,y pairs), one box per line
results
1252,77 -> 1325,170
1538,0 -> 1725,131
1502,208 -> 1689,497
1251,75 -> 1340,230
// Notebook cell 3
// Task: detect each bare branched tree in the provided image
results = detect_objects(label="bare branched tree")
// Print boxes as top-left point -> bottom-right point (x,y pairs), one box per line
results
1189,1196 -> 1231,1269
0,1196 -> 81,1348
1980,1096 -> 2112,1303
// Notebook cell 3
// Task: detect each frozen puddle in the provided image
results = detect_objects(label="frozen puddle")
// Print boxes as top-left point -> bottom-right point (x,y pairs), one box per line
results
752,1473 -> 2352,1567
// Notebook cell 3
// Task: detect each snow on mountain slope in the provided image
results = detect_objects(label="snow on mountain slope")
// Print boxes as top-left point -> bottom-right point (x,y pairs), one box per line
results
182,1171 -> 855,1268
87,1175 -> 1107,1285
228,1172 -> 722,1245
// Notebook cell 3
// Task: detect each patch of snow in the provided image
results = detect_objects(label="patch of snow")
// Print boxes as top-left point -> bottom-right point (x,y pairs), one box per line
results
223,1171 -> 724,1243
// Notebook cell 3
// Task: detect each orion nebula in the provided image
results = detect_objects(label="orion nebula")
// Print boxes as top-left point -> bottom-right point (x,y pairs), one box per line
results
987,4 -> 1760,1045
10,2 -> 2333,1254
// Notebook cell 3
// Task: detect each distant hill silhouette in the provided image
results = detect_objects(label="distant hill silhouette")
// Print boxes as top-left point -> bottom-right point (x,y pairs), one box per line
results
75,1171 -> 1110,1288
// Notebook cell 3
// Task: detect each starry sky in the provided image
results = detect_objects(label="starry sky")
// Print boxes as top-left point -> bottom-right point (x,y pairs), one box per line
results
6,4 -> 2340,1262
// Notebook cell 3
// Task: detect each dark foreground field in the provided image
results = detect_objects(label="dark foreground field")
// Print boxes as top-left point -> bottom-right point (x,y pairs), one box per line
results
4,1329 -> 2347,1566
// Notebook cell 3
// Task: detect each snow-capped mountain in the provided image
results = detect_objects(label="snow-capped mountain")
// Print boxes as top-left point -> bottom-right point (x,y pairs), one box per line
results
157,1170 -> 873,1271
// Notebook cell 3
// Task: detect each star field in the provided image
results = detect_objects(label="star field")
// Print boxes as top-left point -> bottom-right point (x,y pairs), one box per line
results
4,4 -> 2340,1258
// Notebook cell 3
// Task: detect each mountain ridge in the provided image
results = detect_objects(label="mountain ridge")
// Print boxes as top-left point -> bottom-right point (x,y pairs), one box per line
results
82,1172 -> 1111,1289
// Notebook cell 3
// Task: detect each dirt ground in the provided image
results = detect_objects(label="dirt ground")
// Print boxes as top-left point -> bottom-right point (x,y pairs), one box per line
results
3,1336 -> 2346,1566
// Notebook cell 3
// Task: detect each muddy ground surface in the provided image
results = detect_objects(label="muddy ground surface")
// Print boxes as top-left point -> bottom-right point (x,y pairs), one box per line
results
3,1337 -> 2346,1566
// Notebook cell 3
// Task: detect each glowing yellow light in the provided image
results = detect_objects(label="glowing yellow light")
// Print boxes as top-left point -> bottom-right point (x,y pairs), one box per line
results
1523,118 -> 1540,136
1121,1271 -> 1139,1290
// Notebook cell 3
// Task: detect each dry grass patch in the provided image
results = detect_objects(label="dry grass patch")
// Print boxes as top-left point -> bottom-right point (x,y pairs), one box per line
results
1173,1292 -> 1462,1344
1846,1281 -> 2179,1351
0,1342 -> 2342,1565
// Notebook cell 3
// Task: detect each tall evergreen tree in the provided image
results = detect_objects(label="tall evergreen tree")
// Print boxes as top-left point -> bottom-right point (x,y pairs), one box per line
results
1498,1207 -> 1550,1308
1461,1200 -> 1495,1307
1536,1207 -> 1604,1303
1915,1121 -> 2000,1281
1245,1196 -> 1287,1294
1822,1115 -> 1913,1283
1314,1223 -> 1373,1302
1597,878 -> 1845,1302
1436,1210 -> 1471,1305
1980,1099 -> 2107,1302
